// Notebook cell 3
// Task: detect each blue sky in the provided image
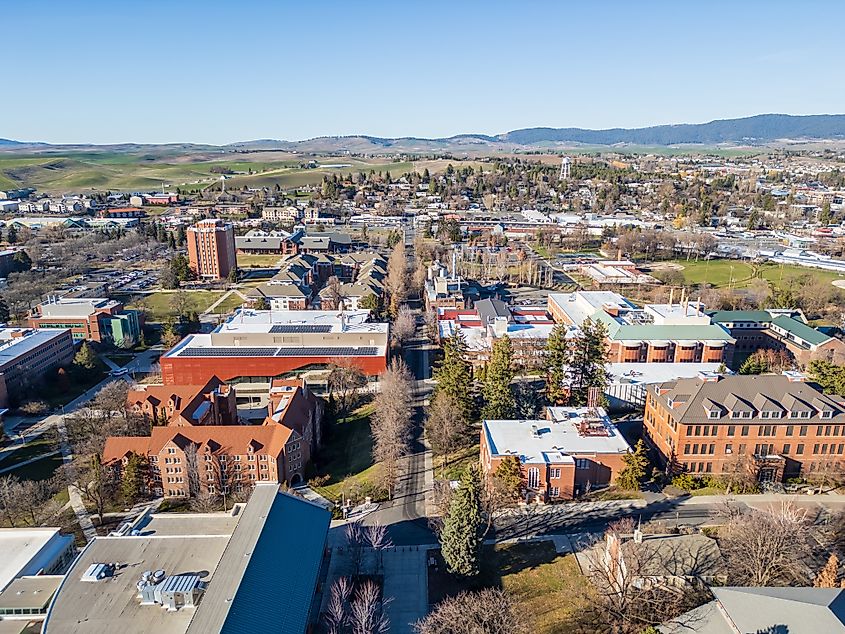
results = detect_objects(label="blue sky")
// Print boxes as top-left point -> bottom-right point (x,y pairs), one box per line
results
3,0 -> 844,144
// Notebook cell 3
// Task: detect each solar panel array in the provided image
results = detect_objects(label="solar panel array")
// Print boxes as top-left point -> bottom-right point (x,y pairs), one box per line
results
269,325 -> 333,334
178,346 -> 380,358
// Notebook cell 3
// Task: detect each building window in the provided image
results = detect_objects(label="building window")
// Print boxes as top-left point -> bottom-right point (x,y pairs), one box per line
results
799,426 -> 808,436
549,468 -> 561,479
684,444 -> 690,455
527,468 -> 540,489
550,487 -> 560,498
797,444 -> 804,455
727,426 -> 735,437
725,443 -> 733,454
822,411 -> 834,419
786,425 -> 794,437
741,426 -> 749,436
708,410 -> 719,419
575,459 -> 589,470
783,444 -> 791,455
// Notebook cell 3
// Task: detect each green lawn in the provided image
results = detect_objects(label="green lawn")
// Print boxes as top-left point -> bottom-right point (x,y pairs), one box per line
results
429,542 -> 595,634
212,292 -> 245,314
666,259 -> 845,290
130,290 -> 224,321
7,452 -> 64,482
0,435 -> 57,468
433,443 -> 479,481
311,405 -> 383,502
236,253 -> 283,268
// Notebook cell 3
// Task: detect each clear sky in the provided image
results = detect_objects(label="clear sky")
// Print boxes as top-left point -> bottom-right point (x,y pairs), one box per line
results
4,0 -> 844,145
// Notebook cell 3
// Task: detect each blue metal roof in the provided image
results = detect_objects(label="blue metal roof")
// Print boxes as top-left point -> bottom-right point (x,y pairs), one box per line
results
221,492 -> 330,634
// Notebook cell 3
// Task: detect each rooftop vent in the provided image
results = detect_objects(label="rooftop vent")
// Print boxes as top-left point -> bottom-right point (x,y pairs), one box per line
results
81,563 -> 115,583
783,370 -> 807,383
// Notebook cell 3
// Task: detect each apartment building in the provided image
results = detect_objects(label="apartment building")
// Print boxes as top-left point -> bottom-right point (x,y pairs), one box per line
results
548,291 -> 735,365
481,406 -> 631,500
643,372 -> 845,482
103,424 -> 308,495
0,328 -> 75,408
186,219 -> 237,279
28,297 -> 142,344
127,377 -> 237,427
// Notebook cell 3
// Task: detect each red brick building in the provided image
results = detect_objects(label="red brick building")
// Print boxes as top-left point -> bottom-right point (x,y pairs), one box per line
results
28,297 -> 142,344
103,424 -> 308,496
643,372 -> 845,482
186,219 -> 237,279
481,407 -> 631,500
160,309 -> 388,385
264,378 -> 324,453
127,377 -> 237,427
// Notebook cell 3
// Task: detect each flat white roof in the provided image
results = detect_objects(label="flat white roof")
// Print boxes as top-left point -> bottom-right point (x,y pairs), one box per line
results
0,328 -> 69,367
39,297 -> 118,319
0,528 -> 73,592
219,309 -> 388,335
548,291 -> 631,326
484,407 -> 630,464
607,362 -> 728,386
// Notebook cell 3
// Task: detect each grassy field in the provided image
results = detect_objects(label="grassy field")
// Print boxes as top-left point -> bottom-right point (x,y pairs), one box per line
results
311,404 -> 382,502
662,259 -> 845,290
130,290 -> 224,321
429,542 -> 595,633
0,150 -> 467,194
212,292 -> 245,315
236,253 -> 283,268
432,443 -> 479,481
0,436 -> 57,469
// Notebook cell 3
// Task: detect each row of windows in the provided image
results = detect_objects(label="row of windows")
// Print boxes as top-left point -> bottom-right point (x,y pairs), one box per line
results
706,409 -> 831,420
686,424 -> 844,438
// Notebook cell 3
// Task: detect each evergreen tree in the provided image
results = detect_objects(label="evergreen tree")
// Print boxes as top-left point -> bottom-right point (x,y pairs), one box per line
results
440,464 -> 483,577
121,453 -> 147,503
6,225 -> 17,244
73,341 -> 97,371
434,331 -> 475,424
544,323 -> 569,405
0,296 -> 10,323
482,336 -> 515,420
565,318 -> 608,406
494,456 -> 523,500
616,439 -> 649,491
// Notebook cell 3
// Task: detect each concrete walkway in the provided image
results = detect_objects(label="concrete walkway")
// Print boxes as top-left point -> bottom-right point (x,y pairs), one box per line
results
56,414 -> 97,542
382,546 -> 429,633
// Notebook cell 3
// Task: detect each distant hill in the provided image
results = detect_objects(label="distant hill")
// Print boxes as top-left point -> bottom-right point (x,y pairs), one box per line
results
499,114 -> 845,146
4,114 -> 845,154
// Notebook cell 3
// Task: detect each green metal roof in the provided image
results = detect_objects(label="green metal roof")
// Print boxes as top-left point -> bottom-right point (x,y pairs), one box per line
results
709,310 -> 773,324
771,315 -> 831,346
611,323 -> 734,342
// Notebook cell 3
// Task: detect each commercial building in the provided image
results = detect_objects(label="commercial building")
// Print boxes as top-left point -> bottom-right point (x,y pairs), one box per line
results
186,219 -> 236,279
28,297 -> 142,344
0,528 -> 76,593
644,372 -> 845,482
160,309 -> 388,385
103,423 -> 308,494
127,377 -> 237,427
548,291 -> 735,365
43,485 -> 330,634
0,574 -> 64,624
481,406 -> 631,501
710,309 -> 845,366
577,259 -> 659,287
235,228 -> 301,256
0,328 -> 75,408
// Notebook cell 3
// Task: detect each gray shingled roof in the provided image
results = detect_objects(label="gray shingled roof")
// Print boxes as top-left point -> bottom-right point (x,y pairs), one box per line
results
653,374 -> 845,424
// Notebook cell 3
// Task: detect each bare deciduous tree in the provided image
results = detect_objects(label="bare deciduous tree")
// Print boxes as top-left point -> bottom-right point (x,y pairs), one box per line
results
425,391 -> 464,474
392,305 -> 416,347
324,576 -> 352,634
349,580 -> 391,634
327,360 -> 367,420
371,359 -> 414,498
719,500 -> 811,586
414,588 -> 526,634
386,241 -> 408,316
